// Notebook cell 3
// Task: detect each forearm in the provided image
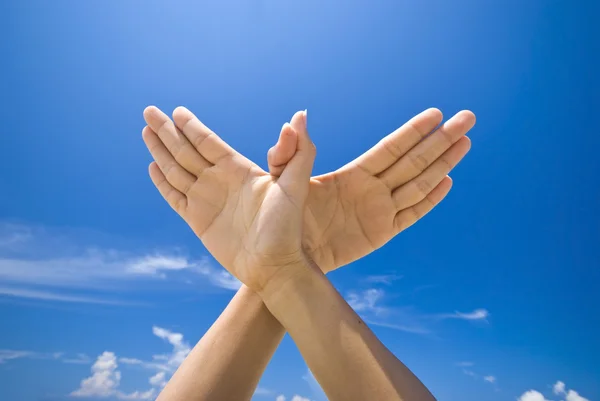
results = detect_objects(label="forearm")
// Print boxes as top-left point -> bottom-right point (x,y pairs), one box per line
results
260,262 -> 436,401
157,285 -> 285,401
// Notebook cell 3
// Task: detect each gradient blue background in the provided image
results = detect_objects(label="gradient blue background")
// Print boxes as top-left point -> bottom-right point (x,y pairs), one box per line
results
1,1 -> 598,400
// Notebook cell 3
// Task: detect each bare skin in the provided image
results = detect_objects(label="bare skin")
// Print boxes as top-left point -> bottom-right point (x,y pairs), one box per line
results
143,107 -> 475,400
143,106 -> 475,274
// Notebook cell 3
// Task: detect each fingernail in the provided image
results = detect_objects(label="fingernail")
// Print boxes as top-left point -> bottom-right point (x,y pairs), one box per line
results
303,109 -> 308,130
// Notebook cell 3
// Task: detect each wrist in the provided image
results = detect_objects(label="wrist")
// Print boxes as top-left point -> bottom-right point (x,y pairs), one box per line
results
256,254 -> 323,306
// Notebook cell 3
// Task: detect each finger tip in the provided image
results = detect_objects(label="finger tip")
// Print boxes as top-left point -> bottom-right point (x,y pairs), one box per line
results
459,110 -> 477,126
172,105 -> 189,119
460,135 -> 472,148
143,105 -> 159,118
426,107 -> 444,122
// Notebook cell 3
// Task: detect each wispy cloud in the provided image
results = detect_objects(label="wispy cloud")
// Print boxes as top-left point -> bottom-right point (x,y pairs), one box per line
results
457,362 -> 498,390
252,387 -> 274,396
346,289 -> 430,334
63,353 -> 92,364
345,288 -> 488,335
347,289 -> 387,316
0,223 -> 240,305
151,326 -> 192,371
0,286 -> 134,305
0,349 -> 90,365
0,349 -> 36,364
455,361 -> 474,367
119,358 -> 143,365
436,309 -> 489,321
364,274 -> 403,285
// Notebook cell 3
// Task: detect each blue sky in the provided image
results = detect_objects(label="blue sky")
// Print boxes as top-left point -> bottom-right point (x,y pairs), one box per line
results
0,1 -> 598,400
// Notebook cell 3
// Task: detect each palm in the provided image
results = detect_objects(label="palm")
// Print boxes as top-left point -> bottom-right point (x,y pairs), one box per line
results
304,169 -> 395,272
143,106 -> 475,275
172,154 -> 307,288
271,108 -> 475,273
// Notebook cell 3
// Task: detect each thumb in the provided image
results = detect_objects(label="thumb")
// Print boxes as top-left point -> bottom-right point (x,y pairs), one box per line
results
278,110 -> 315,200
267,123 -> 298,177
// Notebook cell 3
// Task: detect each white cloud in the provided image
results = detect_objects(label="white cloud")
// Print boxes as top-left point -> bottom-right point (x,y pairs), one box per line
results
0,349 -> 34,363
63,354 -> 92,364
71,352 -> 121,397
274,395 -> 311,401
117,389 -> 156,400
127,255 -> 192,276
149,371 -> 167,388
363,319 -> 431,334
0,286 -> 132,305
0,349 -> 70,364
71,349 -> 161,399
0,251 -> 231,290
347,289 -> 386,316
554,381 -> 566,395
70,327 -> 194,399
207,269 -> 242,290
483,375 -> 496,383
347,289 -> 431,333
151,326 -> 191,370
0,223 -> 241,305
119,358 -> 143,365
437,309 -> 489,321
365,274 -> 403,285
253,387 -> 274,396
520,382 -> 589,401
566,390 -> 590,401
462,369 -> 477,378
346,289 -> 488,334
518,390 -> 551,401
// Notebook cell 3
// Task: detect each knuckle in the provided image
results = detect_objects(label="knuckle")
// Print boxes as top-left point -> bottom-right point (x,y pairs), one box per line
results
381,137 -> 403,159
415,179 -> 433,196
408,153 -> 428,173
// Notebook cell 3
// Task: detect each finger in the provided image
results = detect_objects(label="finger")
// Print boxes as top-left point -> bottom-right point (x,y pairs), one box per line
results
380,110 -> 476,189
394,176 -> 453,233
143,106 -> 211,176
279,110 -> 315,201
142,126 -> 196,194
268,123 -> 298,177
171,106 -> 236,165
148,161 -> 187,214
349,108 -> 443,175
393,136 -> 471,210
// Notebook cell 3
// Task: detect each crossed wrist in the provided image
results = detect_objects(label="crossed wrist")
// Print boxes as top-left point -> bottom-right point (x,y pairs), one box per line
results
255,252 -> 322,306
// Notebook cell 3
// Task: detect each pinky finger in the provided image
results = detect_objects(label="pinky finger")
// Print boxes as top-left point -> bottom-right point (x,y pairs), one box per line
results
394,176 -> 453,233
149,162 -> 188,214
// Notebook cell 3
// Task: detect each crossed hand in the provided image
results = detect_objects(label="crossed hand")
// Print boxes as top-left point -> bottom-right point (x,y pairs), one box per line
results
142,106 -> 474,292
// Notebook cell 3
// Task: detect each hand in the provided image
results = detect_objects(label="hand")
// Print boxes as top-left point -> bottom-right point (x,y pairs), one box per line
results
142,106 -> 475,275
142,108 -> 316,291
266,108 -> 475,272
